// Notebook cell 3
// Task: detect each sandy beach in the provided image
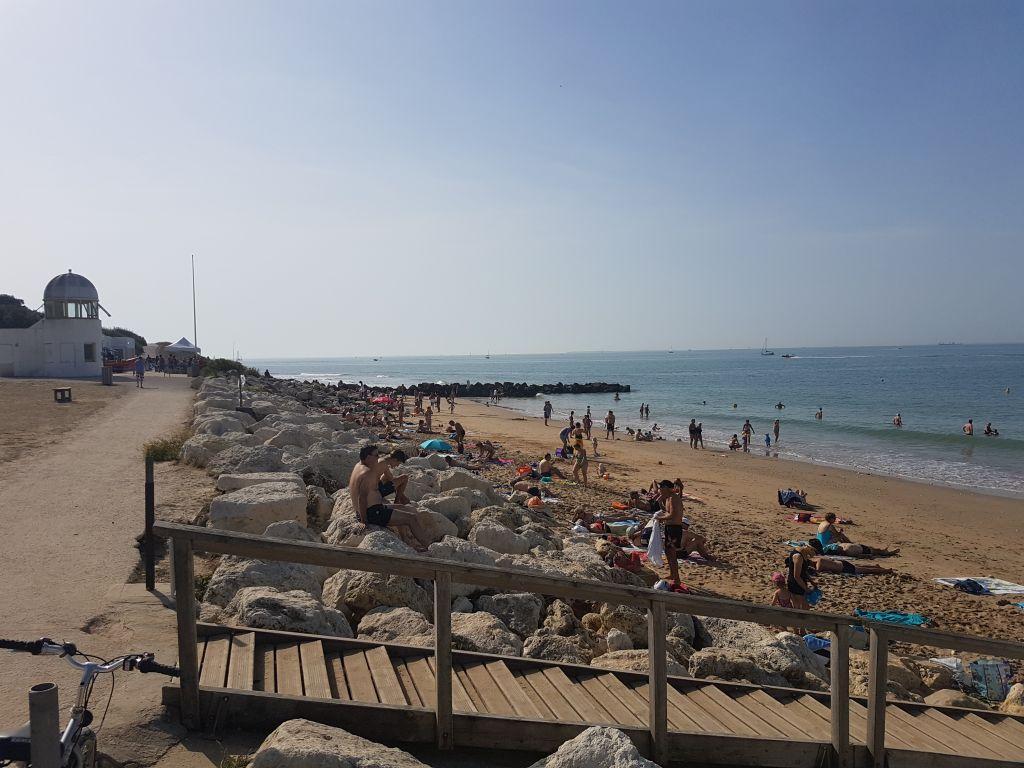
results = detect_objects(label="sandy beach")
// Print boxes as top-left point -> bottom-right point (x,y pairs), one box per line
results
446,398 -> 1024,644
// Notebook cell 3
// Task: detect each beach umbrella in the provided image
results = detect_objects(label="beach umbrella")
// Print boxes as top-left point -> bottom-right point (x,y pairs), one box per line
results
371,395 -> 394,405
419,438 -> 454,452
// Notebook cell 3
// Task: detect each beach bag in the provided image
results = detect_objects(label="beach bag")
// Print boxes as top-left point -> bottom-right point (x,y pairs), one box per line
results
646,521 -> 665,567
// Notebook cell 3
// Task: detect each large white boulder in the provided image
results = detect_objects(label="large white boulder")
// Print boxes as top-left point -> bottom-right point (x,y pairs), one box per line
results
451,612 -> 522,656
437,468 -> 496,497
522,630 -> 594,665
528,726 -> 660,768
285,446 -> 359,488
592,650 -> 685,677
357,607 -> 434,647
1001,683 -> 1024,715
193,414 -> 249,436
206,444 -> 287,476
209,481 -> 308,534
215,472 -> 305,493
322,534 -> 432,617
475,593 -> 543,638
406,454 -> 448,471
264,426 -> 318,450
222,587 -> 352,637
687,648 -> 788,688
427,536 -> 499,597
249,719 -> 430,768
417,495 -> 471,523
469,519 -> 532,555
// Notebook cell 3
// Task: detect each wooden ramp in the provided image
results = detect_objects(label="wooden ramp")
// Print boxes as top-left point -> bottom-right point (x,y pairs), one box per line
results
164,624 -> 1024,768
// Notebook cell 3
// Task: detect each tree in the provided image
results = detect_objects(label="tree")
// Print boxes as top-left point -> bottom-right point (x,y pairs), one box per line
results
0,294 -> 43,328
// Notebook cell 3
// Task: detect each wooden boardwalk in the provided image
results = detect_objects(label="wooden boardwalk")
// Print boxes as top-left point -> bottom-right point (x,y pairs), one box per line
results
164,623 -> 1024,768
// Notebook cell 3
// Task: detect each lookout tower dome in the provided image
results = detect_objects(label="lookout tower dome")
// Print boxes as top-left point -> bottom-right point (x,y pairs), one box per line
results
43,270 -> 102,319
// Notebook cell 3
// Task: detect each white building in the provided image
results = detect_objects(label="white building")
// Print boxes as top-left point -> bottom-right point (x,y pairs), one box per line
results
0,271 -> 115,378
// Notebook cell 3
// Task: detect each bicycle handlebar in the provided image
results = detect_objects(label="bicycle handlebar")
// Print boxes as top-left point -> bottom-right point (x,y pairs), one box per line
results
136,656 -> 181,677
0,638 -> 45,654
0,639 -> 179,676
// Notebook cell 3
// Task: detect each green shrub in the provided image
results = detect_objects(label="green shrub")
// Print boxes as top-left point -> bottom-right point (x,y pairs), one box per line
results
143,428 -> 191,462
200,357 -> 261,378
102,325 -> 147,354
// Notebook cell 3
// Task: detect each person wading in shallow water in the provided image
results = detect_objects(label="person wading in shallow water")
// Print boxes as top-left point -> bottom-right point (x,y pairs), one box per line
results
350,444 -> 432,550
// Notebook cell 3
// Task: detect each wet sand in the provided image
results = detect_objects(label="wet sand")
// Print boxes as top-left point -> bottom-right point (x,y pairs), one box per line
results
445,398 -> 1024,644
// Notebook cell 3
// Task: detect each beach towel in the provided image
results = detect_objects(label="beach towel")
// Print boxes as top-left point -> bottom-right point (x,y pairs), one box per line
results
854,609 -> 930,627
966,659 -> 1013,701
647,521 -> 665,567
934,577 -> 1024,595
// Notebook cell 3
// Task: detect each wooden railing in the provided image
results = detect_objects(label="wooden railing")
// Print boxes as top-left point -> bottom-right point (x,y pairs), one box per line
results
154,522 -> 1024,767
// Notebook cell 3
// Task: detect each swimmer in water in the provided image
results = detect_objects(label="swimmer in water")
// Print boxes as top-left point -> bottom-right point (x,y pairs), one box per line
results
893,413 -> 903,427
775,402 -> 785,410
815,407 -> 823,420
963,419 -> 974,436
984,422 -> 999,436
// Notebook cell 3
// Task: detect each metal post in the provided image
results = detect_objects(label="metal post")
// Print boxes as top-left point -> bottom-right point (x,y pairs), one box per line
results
866,627 -> 889,768
29,682 -> 61,768
144,456 -> 155,591
172,537 -> 201,730
830,624 -> 851,768
434,572 -> 453,749
647,599 -> 668,765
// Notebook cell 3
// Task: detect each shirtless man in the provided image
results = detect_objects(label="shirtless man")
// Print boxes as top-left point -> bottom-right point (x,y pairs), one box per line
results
808,537 -> 899,559
809,553 -> 894,576
605,410 -> 616,439
963,419 -> 974,436
350,445 -> 431,549
654,480 -> 715,582
448,420 -> 466,443
538,453 -> 566,480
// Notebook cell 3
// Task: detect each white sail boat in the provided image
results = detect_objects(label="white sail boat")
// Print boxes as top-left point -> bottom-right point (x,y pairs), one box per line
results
761,338 -> 774,356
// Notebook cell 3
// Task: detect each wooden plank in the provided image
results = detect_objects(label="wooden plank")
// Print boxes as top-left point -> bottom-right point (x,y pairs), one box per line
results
172,537 -> 201,729
734,691 -> 811,740
702,684 -> 784,738
434,571 -> 453,749
198,635 -> 230,688
647,599 -> 667,766
325,652 -> 350,700
683,685 -> 761,737
831,624 -> 851,768
254,644 -> 275,693
485,661 -> 542,719
542,666 -> 607,723
745,690 -> 819,739
563,671 -> 619,725
921,708 -> 1012,761
662,683 -> 721,732
519,667 -> 581,722
427,656 -> 475,713
342,650 -> 379,703
395,659 -> 424,708
455,663 -> 488,711
596,675 -> 649,728
986,713 -> 1024,741
274,643 -> 303,696
959,713 -> 1024,761
365,646 -> 407,706
462,660 -> 514,716
888,705 -> 963,754
578,672 -> 642,727
848,698 -> 914,749
865,704 -> 944,753
776,694 -> 833,740
226,633 -> 255,691
406,656 -> 436,708
299,641 -> 332,699
513,669 -> 556,720
865,627 -> 888,768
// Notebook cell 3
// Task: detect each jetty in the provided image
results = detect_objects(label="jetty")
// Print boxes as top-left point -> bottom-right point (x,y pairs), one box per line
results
157,522 -> 1024,768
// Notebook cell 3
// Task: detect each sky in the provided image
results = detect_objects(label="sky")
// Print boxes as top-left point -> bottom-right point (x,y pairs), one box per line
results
1,1 -> 1022,358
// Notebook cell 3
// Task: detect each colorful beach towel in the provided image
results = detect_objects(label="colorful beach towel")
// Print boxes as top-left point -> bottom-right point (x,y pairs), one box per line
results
934,577 -> 1024,595
854,609 -> 931,627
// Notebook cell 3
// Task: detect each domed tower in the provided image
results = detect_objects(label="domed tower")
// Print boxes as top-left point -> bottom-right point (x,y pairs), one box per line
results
38,270 -> 107,377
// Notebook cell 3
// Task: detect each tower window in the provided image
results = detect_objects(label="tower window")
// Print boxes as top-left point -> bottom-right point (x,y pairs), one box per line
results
84,343 -> 96,362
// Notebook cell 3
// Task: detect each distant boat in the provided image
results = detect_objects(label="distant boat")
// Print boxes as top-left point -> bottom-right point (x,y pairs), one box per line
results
761,338 -> 775,356
485,350 -> 490,359
782,353 -> 795,359
938,342 -> 962,346
373,358 -> 379,362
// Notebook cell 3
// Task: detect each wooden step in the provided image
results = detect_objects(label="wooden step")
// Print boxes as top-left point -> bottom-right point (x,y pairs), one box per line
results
226,633 -> 255,691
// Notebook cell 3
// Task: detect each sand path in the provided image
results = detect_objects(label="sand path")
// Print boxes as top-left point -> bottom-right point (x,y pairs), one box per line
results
0,374 -> 192,727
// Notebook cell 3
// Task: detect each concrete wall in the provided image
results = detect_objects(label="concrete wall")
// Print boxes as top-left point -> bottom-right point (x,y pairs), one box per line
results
0,318 -> 103,378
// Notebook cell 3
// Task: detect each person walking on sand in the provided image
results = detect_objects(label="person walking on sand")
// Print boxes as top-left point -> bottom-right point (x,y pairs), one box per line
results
688,419 -> 698,449
695,422 -> 704,448
134,355 -> 145,388
963,419 -> 974,436
543,400 -> 552,426
605,410 -> 616,439
582,410 -> 593,439
350,445 -> 432,550
773,419 -> 781,444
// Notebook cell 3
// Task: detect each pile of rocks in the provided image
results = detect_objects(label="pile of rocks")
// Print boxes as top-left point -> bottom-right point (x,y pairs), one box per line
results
184,375 -> 1011,708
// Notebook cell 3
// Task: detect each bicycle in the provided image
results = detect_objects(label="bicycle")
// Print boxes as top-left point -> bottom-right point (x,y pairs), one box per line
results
0,638 -> 179,767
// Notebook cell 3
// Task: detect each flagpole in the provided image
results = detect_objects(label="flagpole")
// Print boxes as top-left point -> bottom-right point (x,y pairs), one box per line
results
191,254 -> 198,350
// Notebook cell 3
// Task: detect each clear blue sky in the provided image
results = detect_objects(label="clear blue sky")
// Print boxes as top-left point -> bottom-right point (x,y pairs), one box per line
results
2,1 -> 1022,357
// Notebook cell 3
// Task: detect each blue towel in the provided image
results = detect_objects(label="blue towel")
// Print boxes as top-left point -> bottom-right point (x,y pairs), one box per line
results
855,609 -> 930,627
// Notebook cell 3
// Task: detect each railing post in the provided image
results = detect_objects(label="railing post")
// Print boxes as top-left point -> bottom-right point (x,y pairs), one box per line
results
29,682 -> 61,768
144,456 -> 155,591
434,571 -> 453,750
866,627 -> 889,768
830,623 -> 851,768
647,599 -> 668,765
172,536 -> 201,730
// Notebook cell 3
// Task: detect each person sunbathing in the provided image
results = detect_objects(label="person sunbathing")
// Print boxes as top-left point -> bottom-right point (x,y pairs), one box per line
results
629,490 -> 659,512
809,554 -> 894,576
808,537 -> 899,558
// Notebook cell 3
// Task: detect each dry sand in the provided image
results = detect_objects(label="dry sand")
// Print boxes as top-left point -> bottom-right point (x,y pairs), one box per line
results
448,398 -> 1024,644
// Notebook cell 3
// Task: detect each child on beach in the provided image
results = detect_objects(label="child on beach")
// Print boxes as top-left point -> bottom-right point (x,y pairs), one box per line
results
770,572 -> 794,608
592,436 -> 599,456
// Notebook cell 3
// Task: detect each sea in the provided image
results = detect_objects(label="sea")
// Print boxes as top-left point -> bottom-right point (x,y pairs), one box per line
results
249,345 -> 1024,498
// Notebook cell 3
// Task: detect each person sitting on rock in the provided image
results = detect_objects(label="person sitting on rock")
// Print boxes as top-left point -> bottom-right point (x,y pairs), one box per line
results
376,449 -> 410,505
350,444 -> 432,550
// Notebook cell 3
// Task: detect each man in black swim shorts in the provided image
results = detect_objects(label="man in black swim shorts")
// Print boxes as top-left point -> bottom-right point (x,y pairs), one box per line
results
349,444 -> 432,549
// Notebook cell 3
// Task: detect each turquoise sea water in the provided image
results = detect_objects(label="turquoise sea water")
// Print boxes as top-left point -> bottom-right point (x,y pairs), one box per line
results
250,345 -> 1024,498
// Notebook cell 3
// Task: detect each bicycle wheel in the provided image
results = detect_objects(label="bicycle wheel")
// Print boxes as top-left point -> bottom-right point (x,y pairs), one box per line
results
69,727 -> 97,768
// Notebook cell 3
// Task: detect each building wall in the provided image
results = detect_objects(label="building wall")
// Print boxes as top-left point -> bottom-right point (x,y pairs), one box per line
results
0,318 -> 103,378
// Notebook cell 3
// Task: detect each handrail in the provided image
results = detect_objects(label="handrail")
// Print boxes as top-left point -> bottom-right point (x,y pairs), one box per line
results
156,521 -> 1024,768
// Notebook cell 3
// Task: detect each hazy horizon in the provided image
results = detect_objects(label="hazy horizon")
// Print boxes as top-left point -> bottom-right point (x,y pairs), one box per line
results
3,1 -> 1023,358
